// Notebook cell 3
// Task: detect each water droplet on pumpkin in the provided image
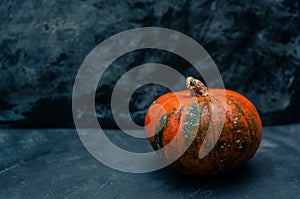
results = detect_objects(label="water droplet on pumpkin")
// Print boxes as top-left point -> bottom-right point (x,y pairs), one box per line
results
236,130 -> 241,133
233,118 -> 239,126
228,101 -> 233,105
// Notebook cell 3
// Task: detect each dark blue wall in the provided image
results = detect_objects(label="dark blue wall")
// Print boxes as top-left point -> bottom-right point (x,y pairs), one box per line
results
0,0 -> 299,128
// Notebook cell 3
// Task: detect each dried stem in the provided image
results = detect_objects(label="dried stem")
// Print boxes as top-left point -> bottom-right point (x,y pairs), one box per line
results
186,76 -> 209,97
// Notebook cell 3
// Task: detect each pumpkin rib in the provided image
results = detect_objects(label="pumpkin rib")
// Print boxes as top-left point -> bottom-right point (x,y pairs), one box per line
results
233,97 -> 262,160
152,114 -> 166,150
212,96 -> 234,169
205,96 -> 218,166
179,99 -> 208,170
147,93 -> 181,146
228,97 -> 253,139
224,111 -> 235,164
229,94 -> 262,142
226,97 -> 259,162
164,106 -> 183,153
225,90 -> 261,130
211,95 -> 233,163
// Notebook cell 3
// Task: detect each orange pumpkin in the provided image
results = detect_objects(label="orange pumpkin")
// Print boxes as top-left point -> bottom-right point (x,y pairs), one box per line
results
145,77 -> 262,176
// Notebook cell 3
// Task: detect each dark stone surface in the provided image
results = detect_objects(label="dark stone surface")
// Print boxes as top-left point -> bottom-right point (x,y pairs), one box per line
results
1,124 -> 300,198
0,0 -> 299,127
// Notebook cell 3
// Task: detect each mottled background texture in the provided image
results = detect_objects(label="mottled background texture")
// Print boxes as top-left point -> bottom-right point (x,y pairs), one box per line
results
0,0 -> 299,128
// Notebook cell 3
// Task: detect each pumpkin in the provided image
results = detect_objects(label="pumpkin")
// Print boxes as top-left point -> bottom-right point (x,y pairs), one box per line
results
145,76 -> 262,176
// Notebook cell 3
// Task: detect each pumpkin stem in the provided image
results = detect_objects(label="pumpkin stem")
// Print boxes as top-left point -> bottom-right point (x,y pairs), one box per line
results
186,76 -> 209,97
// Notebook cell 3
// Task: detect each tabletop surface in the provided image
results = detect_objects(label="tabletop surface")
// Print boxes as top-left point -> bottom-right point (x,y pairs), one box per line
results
1,124 -> 300,199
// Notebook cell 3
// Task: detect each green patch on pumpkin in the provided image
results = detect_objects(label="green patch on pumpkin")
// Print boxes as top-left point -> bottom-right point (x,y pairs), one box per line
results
182,102 -> 201,146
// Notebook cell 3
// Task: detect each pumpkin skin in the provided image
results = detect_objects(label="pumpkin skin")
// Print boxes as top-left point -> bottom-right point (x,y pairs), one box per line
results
144,78 -> 262,176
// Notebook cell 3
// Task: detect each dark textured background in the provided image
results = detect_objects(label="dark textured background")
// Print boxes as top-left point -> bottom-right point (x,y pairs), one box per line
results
0,0 -> 299,128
